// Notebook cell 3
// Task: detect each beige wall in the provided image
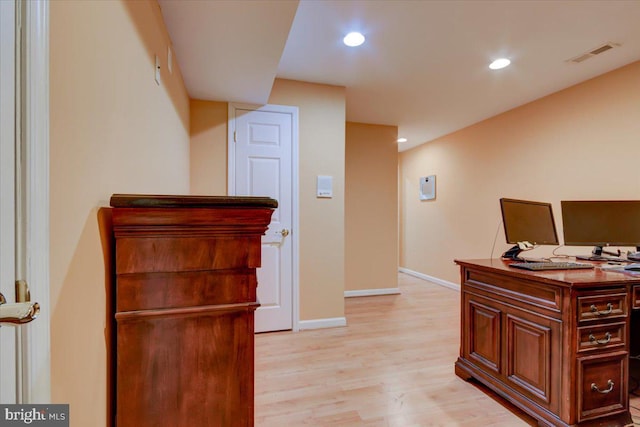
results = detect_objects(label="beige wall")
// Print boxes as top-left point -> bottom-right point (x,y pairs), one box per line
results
399,61 -> 640,284
269,79 -> 346,321
345,122 -> 398,292
189,79 -> 347,322
268,79 -> 347,321
190,99 -> 228,195
50,1 -> 190,425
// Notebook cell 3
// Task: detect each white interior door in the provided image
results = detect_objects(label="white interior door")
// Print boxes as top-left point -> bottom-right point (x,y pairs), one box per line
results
1,0 -> 50,404
0,0 -> 18,403
230,104 -> 297,333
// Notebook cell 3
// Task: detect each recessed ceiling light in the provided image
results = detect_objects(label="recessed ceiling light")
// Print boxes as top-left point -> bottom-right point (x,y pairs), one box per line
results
343,32 -> 365,47
489,58 -> 511,70
397,137 -> 408,143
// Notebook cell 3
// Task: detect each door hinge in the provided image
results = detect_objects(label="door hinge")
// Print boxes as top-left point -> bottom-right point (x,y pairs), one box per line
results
234,131 -> 237,142
16,279 -> 30,303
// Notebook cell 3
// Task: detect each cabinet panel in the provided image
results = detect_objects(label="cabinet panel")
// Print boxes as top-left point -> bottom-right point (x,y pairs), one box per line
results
116,308 -> 255,427
466,297 -> 501,373
505,312 -> 560,412
506,315 -> 550,402
577,352 -> 628,422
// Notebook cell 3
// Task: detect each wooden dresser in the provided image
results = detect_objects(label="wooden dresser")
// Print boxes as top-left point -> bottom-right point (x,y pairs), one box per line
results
455,259 -> 640,427
109,194 -> 276,427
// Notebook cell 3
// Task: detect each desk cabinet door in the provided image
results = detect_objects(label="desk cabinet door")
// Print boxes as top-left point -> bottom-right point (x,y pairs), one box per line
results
464,295 -> 502,374
504,309 -> 561,413
463,292 -> 561,414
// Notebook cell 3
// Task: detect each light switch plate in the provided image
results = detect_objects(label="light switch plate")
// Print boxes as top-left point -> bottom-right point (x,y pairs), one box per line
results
317,175 -> 333,198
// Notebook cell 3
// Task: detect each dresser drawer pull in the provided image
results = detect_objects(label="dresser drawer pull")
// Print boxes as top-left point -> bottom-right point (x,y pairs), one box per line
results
591,380 -> 614,394
590,303 -> 613,315
588,332 -> 612,345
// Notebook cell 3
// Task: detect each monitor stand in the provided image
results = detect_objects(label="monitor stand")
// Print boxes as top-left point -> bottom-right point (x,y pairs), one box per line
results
576,246 -> 627,262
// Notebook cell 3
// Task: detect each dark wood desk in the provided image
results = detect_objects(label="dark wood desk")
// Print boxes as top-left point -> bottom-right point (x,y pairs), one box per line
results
454,259 -> 640,426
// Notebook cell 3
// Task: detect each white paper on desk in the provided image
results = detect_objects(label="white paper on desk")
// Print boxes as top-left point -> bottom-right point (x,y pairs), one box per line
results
599,265 -> 640,275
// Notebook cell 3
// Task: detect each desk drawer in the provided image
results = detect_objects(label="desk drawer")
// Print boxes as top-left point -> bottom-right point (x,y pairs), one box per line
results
577,290 -> 627,323
577,352 -> 627,422
633,285 -> 640,310
577,322 -> 626,354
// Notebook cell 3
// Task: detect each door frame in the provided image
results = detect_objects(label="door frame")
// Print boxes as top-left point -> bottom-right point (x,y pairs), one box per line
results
21,0 -> 51,403
0,0 -> 18,403
227,102 -> 300,331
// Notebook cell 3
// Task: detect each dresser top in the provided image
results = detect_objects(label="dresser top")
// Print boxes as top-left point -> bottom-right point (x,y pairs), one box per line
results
110,194 -> 278,209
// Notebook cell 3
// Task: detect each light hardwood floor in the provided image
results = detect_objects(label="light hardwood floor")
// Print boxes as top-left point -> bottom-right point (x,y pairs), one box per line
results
255,273 -> 537,426
256,273 -> 640,426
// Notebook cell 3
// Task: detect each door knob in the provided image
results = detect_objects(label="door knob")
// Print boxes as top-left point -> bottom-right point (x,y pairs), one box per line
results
279,229 -> 290,238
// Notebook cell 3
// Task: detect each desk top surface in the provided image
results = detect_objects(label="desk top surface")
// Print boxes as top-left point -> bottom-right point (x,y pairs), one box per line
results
455,258 -> 640,287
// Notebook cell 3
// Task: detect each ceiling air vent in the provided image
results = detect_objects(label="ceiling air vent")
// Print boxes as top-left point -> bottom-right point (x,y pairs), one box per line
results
567,42 -> 620,63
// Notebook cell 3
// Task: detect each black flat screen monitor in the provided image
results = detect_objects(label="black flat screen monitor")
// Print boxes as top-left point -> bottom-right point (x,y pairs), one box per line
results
500,198 -> 560,246
561,201 -> 640,253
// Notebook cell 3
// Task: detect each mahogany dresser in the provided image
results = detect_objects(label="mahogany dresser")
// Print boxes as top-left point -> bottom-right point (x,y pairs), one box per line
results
109,194 -> 276,427
455,259 -> 640,426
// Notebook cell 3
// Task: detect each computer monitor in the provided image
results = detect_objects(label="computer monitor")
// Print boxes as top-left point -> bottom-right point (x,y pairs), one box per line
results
561,200 -> 640,260
500,198 -> 559,260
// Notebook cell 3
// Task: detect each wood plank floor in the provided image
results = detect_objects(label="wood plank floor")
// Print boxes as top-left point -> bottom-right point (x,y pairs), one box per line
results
255,273 -> 537,426
256,273 -> 640,426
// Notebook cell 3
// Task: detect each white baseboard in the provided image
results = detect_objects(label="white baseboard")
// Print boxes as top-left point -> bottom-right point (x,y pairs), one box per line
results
398,267 -> 460,292
344,288 -> 401,298
298,317 -> 347,330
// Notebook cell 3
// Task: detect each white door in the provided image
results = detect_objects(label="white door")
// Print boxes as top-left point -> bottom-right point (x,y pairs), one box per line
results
0,0 -> 19,403
229,104 -> 297,333
1,0 -> 49,404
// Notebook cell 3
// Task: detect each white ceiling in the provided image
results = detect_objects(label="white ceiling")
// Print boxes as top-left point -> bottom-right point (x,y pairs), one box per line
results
159,0 -> 640,151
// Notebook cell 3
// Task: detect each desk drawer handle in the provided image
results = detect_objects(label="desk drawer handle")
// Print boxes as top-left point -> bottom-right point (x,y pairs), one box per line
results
589,332 -> 612,345
591,379 -> 614,394
590,303 -> 613,315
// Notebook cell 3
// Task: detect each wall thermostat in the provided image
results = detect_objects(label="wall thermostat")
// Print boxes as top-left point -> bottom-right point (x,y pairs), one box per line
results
419,175 -> 436,200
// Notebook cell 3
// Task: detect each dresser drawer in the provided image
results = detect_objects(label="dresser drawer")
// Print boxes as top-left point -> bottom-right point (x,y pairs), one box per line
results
577,322 -> 626,354
116,270 -> 257,312
115,236 -> 261,274
577,290 -> 627,323
577,352 -> 628,422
